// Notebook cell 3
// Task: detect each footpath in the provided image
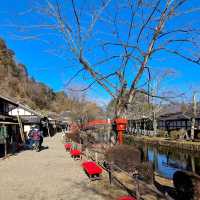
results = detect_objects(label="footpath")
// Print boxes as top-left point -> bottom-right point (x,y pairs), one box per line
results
0,134 -> 105,200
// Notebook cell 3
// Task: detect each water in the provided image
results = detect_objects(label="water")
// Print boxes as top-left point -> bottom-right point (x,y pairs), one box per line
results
136,143 -> 200,179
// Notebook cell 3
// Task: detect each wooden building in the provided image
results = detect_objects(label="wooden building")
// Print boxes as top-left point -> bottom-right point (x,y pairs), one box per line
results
9,104 -> 42,137
48,112 -> 62,135
10,105 -> 62,137
158,112 -> 200,138
127,111 -> 200,137
158,112 -> 192,131
0,95 -> 21,157
127,117 -> 155,135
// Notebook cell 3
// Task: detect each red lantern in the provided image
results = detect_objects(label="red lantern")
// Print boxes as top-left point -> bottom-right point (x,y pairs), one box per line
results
114,118 -> 127,144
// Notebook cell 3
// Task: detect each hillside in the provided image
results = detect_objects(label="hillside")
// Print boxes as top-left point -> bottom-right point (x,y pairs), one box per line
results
0,38 -> 104,120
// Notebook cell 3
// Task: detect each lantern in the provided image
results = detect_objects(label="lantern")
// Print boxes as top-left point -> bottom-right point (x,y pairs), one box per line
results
114,118 -> 127,144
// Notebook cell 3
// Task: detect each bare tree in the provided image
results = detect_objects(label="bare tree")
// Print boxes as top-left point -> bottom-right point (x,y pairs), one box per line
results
7,0 -> 200,117
149,69 -> 177,134
66,87 -> 105,124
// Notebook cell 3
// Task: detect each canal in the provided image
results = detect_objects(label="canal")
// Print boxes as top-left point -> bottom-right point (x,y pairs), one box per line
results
137,143 -> 200,179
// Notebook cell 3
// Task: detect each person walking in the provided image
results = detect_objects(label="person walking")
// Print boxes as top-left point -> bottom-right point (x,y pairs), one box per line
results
39,130 -> 44,149
29,126 -> 41,152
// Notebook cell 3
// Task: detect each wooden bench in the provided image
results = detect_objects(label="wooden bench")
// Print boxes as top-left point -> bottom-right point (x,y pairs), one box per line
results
82,161 -> 102,180
117,196 -> 136,200
64,143 -> 72,151
70,149 -> 82,160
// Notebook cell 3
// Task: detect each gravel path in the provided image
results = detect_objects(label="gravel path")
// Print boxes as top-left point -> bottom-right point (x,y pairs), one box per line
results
0,134 -> 105,200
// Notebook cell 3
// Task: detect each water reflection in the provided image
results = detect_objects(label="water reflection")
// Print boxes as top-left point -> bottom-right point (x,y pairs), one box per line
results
137,143 -> 200,179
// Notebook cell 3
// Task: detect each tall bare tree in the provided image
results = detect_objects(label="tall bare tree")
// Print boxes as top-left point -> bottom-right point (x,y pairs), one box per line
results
9,0 -> 200,117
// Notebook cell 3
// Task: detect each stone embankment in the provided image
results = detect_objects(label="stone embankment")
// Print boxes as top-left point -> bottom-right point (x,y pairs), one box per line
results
125,135 -> 200,151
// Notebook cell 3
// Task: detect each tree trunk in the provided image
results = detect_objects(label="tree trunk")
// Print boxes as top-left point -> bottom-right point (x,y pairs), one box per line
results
115,98 -> 126,118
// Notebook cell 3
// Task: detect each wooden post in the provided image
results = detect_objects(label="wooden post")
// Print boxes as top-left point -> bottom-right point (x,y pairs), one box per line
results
86,148 -> 88,159
136,122 -> 138,135
108,163 -> 112,185
17,111 -> 25,143
11,131 -> 14,154
47,123 -> 51,137
53,124 -> 56,135
4,138 -> 7,158
136,174 -> 140,200
191,92 -> 197,140
191,155 -> 196,173
95,152 -> 98,163
2,125 -> 7,158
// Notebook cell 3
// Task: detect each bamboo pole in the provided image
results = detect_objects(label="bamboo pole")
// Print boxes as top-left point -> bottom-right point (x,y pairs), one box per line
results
4,138 -> 7,158
17,111 -> 25,143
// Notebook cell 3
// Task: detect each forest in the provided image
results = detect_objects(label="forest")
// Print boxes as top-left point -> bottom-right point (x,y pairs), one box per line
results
0,38 -> 104,121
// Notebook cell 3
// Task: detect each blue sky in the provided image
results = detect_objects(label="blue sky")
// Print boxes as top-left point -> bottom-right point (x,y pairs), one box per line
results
0,0 -> 200,104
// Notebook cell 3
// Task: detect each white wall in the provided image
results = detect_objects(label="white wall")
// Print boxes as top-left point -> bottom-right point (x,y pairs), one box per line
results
9,108 -> 34,116
24,125 -> 31,135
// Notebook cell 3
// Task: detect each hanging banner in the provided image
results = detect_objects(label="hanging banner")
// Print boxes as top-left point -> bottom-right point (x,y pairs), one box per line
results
0,126 -> 7,144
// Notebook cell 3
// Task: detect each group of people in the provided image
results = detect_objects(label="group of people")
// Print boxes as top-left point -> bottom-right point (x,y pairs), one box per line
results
27,125 -> 44,152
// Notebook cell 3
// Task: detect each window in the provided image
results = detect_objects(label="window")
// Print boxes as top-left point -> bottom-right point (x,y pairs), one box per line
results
161,121 -> 165,128
177,121 -> 181,127
170,121 -> 174,127
197,119 -> 200,126
4,104 -> 9,114
181,121 -> 186,127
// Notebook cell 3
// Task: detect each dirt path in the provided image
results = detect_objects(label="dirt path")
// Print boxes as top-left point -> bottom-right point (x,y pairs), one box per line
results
0,134 -> 105,200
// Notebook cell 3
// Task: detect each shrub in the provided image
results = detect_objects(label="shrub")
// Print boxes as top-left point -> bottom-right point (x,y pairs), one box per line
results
170,129 -> 186,140
124,135 -> 135,145
105,144 -> 141,172
173,170 -> 200,200
156,130 -> 168,138
67,132 -> 80,143
136,161 -> 154,184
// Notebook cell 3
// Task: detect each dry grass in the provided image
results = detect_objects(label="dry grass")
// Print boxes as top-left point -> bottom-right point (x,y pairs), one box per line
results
112,171 -> 166,200
105,145 -> 141,172
154,173 -> 174,188
87,172 -> 129,200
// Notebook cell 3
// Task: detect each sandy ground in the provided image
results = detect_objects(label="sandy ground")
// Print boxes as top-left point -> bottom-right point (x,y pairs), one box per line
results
0,134 -> 106,200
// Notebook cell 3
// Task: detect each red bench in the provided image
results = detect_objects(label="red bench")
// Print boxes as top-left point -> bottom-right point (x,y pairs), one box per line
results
82,161 -> 102,180
64,143 -> 72,151
117,196 -> 136,200
70,149 -> 82,160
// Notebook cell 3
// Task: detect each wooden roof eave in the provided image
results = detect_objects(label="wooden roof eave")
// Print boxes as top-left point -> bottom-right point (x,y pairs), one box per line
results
0,95 -> 18,107
0,121 -> 19,125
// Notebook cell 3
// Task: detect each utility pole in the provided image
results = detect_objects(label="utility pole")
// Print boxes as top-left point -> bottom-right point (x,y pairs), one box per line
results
191,93 -> 197,140
152,87 -> 157,136
153,110 -> 157,136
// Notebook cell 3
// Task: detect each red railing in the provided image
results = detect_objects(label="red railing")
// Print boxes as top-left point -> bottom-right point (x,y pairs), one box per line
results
82,119 -> 112,130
